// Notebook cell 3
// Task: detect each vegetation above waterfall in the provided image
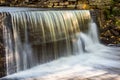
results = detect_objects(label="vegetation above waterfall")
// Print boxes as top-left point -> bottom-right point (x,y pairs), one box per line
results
100,0 -> 120,45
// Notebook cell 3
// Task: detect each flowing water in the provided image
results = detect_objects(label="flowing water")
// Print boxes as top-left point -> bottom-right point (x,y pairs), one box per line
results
3,10 -> 91,75
1,9 -> 120,79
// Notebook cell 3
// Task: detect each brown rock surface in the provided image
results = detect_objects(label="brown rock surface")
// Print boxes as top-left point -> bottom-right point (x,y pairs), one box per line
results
0,13 -> 6,77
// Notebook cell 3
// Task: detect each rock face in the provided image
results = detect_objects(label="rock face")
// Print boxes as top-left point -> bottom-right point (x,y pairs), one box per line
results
0,0 -> 111,9
0,13 -> 6,77
99,0 -> 120,45
100,17 -> 120,45
89,0 -> 111,6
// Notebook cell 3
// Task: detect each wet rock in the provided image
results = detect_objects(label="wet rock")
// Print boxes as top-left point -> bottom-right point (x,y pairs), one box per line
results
104,30 -> 112,37
108,44 -> 116,47
108,43 -> 120,47
0,14 -> 6,77
116,44 -> 120,47
111,29 -> 119,36
100,37 -> 110,44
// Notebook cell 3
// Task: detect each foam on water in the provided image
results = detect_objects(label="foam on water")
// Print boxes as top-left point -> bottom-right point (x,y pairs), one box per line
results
4,43 -> 120,80
3,28 -> 120,79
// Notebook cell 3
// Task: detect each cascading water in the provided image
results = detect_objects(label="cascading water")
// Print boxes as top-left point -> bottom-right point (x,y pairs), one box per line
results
1,9 -> 120,80
3,10 -> 91,75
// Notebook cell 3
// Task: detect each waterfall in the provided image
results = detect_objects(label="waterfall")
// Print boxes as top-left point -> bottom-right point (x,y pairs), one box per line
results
1,9 -> 120,80
3,10 -> 92,75
4,20 -> 120,80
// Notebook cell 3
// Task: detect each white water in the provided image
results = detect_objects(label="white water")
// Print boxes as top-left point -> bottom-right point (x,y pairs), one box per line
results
3,22 -> 120,80
4,10 -> 91,75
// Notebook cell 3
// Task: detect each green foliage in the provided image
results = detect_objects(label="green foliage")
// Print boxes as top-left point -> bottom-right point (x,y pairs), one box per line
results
104,0 -> 120,19
104,9 -> 111,19
113,0 -> 120,3
112,7 -> 120,16
116,20 -> 120,27
102,0 -> 120,44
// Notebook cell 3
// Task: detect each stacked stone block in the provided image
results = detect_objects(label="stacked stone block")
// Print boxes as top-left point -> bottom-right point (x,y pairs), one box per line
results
0,0 -> 111,9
